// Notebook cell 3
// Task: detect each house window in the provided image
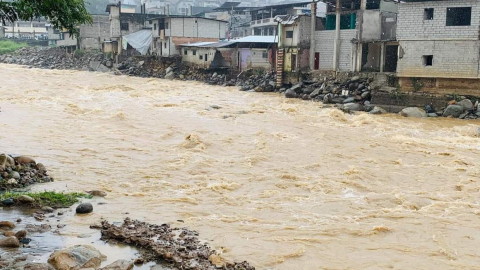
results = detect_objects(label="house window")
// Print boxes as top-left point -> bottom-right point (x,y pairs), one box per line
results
262,51 -> 268,58
424,8 -> 434,20
446,7 -> 471,26
184,49 -> 188,55
154,23 -> 157,30
205,54 -> 208,61
121,22 -> 129,31
165,22 -> 169,29
199,55 -> 203,60
164,42 -> 167,48
286,31 -> 293,38
193,50 -> 196,55
423,55 -> 433,66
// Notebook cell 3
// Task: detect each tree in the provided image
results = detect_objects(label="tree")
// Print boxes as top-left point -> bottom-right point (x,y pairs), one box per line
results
0,0 -> 92,36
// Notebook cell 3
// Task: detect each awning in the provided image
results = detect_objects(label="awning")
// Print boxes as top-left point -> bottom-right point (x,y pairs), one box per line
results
122,29 -> 152,55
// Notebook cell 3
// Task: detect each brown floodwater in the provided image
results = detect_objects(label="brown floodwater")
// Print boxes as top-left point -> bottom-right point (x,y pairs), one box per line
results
1,64 -> 479,269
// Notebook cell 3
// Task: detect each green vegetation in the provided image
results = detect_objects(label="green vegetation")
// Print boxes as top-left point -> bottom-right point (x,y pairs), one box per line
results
74,49 -> 85,57
0,0 -> 92,37
0,40 -> 28,55
0,191 -> 92,208
411,77 -> 424,92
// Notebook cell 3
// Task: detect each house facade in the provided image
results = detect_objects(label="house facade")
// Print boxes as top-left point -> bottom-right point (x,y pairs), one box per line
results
149,16 -> 227,57
313,0 -> 398,73
396,0 -> 480,96
78,15 -> 111,50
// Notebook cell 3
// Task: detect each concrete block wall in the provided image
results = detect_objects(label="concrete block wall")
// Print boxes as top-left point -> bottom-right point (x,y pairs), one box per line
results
397,0 -> 480,40
315,30 -> 356,71
169,18 -> 226,39
79,15 -> 110,50
397,40 -> 480,78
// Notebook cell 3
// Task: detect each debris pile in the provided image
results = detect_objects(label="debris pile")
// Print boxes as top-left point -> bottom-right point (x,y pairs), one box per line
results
236,71 -> 277,92
0,47 -> 105,71
0,154 -> 53,190
101,218 -> 255,270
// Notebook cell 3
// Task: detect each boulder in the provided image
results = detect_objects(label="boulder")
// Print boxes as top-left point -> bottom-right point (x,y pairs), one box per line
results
458,99 -> 473,110
15,156 -> 36,165
100,260 -> 133,270
350,76 -> 360,82
343,103 -> 365,112
427,113 -> 438,117
331,97 -> 345,104
10,171 -> 20,179
164,71 -> 175,80
369,106 -> 387,115
0,221 -> 15,229
15,230 -> 27,240
399,107 -> 427,118
442,105 -> 464,118
309,88 -> 322,99
285,88 -> 297,98
289,82 -> 304,93
48,245 -> 106,270
76,203 -> 93,214
343,97 -> 355,104
1,198 -> 14,206
24,263 -> 54,270
0,154 -> 7,171
0,236 -> 20,248
17,195 -> 35,204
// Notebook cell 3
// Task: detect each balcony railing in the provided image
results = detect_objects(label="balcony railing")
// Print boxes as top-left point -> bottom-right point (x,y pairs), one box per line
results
250,18 -> 276,27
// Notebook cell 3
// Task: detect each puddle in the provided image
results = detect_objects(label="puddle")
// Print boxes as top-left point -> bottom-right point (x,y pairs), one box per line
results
0,207 -> 161,269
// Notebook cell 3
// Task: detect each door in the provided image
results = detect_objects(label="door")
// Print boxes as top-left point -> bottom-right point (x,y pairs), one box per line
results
384,45 -> 399,72
314,52 -> 319,70
291,54 -> 297,72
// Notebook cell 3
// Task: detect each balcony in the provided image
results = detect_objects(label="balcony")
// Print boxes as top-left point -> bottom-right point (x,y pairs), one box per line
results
250,17 -> 276,28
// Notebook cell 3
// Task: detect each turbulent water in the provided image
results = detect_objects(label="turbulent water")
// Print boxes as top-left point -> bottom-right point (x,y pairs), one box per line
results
1,64 -> 480,269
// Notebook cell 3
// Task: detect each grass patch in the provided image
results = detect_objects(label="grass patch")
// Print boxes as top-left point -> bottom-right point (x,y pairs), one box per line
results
0,40 -> 28,55
0,191 -> 92,208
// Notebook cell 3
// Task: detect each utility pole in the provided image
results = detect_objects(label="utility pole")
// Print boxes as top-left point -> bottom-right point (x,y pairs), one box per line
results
309,1 -> 317,70
333,0 -> 341,70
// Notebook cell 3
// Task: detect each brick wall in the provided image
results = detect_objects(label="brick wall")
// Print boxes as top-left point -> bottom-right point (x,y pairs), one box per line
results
315,29 -> 357,71
397,0 -> 480,40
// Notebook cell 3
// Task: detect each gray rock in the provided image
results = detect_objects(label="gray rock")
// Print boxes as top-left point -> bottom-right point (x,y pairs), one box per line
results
10,171 -> 20,179
369,106 -> 387,115
76,203 -> 93,214
48,245 -> 106,270
165,67 -> 173,74
309,88 -> 321,98
100,260 -> 133,270
427,113 -> 438,117
343,103 -> 365,112
343,97 -> 355,104
137,61 -> 144,67
350,76 -> 360,82
17,195 -> 35,203
361,91 -> 370,99
443,105 -> 464,118
285,88 -> 297,98
457,99 -> 473,110
399,107 -> 427,118
164,71 -> 175,80
289,82 -> 304,93
331,97 -> 345,104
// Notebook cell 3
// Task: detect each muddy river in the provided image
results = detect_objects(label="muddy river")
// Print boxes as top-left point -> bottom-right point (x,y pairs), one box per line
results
1,64 -> 479,269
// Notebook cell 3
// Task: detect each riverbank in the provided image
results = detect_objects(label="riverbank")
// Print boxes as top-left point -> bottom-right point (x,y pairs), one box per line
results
1,47 -> 479,120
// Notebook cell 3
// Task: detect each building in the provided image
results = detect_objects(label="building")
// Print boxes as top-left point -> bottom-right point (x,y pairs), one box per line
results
176,0 -> 195,15
211,2 -> 256,39
313,0 -> 399,73
46,25 -> 61,46
106,3 -> 157,56
276,14 -> 323,85
144,0 -> 174,15
78,15 -> 111,50
149,16 -> 227,56
3,20 -> 48,39
249,2 -> 326,36
179,35 -> 278,70
396,0 -> 480,96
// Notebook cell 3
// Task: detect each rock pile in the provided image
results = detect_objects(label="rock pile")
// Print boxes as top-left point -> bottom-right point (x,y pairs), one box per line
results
400,99 -> 479,119
101,218 -> 255,270
281,75 -> 373,111
0,154 -> 53,190
236,71 -> 276,92
0,47 -> 105,71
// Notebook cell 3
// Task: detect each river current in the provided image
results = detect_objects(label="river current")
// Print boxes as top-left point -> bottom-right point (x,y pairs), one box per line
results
1,64 -> 479,269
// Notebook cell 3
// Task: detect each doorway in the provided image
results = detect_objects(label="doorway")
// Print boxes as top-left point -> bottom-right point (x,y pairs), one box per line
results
384,45 -> 399,72
314,52 -> 319,70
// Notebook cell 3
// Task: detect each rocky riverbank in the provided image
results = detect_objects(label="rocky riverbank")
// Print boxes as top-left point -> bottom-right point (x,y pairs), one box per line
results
0,155 -> 256,270
0,154 -> 53,191
1,46 -> 480,120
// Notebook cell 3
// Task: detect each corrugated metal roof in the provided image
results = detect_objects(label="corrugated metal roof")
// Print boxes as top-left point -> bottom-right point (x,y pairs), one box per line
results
274,15 -> 299,25
179,41 -> 231,48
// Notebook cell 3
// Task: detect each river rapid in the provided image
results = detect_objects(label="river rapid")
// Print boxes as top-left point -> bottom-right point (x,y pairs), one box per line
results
1,64 -> 479,269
